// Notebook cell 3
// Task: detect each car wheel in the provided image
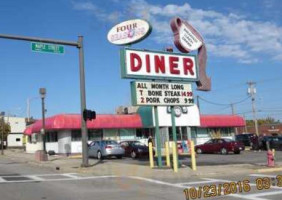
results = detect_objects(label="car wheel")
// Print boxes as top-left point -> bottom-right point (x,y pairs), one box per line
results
196,148 -> 202,154
234,150 -> 240,154
131,151 -> 137,159
97,151 -> 103,160
220,148 -> 228,155
116,155 -> 122,159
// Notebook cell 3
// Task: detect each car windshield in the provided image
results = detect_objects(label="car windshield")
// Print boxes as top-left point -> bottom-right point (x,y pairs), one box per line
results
102,140 -> 118,145
132,141 -> 146,146
223,139 -> 233,143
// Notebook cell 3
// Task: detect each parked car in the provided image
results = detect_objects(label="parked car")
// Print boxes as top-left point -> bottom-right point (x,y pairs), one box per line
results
195,138 -> 245,155
88,140 -> 125,159
235,133 -> 256,147
259,136 -> 282,151
120,140 -> 153,159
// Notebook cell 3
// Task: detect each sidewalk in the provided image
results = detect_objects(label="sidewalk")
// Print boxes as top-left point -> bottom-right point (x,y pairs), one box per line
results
2,149 -> 282,179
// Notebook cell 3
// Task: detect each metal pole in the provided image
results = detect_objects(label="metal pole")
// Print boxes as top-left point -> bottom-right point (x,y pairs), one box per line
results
41,96 -> 46,152
171,106 -> 179,169
247,82 -> 259,136
153,106 -> 162,167
231,104 -> 238,134
1,116 -> 4,155
244,115 -> 248,133
27,98 -> 30,122
78,36 -> 89,167
252,98 -> 259,136
0,34 -> 78,46
0,33 -> 90,166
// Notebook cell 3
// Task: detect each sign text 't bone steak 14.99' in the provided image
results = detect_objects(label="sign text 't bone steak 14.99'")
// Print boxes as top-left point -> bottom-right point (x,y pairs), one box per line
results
121,48 -> 198,81
131,81 -> 194,106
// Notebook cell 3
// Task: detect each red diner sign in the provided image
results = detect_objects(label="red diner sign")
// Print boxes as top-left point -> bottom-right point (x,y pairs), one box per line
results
120,48 -> 198,81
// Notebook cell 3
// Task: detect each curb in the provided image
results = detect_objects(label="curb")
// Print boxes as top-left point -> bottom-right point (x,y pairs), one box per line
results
256,167 -> 282,173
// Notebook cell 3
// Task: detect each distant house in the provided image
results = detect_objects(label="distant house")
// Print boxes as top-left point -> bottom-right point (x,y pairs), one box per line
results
5,116 -> 26,148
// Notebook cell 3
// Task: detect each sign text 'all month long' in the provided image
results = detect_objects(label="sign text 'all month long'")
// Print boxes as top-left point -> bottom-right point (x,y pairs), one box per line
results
131,81 -> 194,106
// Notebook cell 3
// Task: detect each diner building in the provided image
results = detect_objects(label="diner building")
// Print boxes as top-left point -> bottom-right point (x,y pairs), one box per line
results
24,105 -> 245,154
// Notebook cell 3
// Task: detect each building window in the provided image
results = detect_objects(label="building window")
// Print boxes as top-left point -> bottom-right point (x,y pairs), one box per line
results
46,131 -> 58,142
136,128 -> 151,139
16,138 -> 21,142
88,129 -> 103,141
168,127 -> 188,141
71,130 -> 81,141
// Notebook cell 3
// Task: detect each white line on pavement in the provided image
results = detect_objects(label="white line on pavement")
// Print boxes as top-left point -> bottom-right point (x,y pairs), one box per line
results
249,174 -> 277,178
0,173 -> 78,178
128,176 -> 187,189
175,180 -> 219,186
0,175 -> 118,184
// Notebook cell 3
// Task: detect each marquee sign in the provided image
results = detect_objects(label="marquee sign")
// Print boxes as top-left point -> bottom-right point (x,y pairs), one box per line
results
107,19 -> 152,45
120,48 -> 198,81
171,17 -> 211,91
131,81 -> 194,106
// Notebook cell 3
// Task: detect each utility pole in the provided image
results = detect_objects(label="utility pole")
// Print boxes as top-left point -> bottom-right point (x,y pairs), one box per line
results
243,114 -> 248,133
247,82 -> 259,136
231,103 -> 238,134
0,34 -> 89,167
231,103 -> 235,115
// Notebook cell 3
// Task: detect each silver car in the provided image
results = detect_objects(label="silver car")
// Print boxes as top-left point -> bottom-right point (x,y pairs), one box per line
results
88,140 -> 125,159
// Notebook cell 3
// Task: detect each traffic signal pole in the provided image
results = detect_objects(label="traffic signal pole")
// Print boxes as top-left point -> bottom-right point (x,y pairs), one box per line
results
78,36 -> 89,167
0,34 -> 89,167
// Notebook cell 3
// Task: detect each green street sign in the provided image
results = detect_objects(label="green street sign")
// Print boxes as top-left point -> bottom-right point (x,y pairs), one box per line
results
31,42 -> 64,54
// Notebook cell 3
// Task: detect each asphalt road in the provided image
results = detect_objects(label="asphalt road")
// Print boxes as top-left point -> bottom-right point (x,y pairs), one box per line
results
1,152 -> 282,200
101,150 -> 282,167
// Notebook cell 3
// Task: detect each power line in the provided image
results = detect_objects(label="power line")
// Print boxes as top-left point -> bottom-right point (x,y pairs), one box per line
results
198,96 -> 250,106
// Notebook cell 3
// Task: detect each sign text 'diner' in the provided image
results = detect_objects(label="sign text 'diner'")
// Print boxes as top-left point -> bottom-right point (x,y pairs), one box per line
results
122,49 -> 198,81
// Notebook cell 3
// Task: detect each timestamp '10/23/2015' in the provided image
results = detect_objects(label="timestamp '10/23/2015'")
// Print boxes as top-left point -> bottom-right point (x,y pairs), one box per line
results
184,176 -> 282,200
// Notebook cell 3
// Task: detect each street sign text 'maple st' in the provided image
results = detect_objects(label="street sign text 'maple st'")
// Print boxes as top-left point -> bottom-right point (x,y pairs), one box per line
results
31,42 -> 64,54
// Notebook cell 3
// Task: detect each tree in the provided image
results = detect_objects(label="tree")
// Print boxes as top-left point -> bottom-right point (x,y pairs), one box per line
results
246,117 -> 280,126
0,120 -> 10,140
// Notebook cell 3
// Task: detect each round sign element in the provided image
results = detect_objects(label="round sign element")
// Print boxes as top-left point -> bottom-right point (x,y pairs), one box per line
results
174,106 -> 182,117
107,19 -> 152,45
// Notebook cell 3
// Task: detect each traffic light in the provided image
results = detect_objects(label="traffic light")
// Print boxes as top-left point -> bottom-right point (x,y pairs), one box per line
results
83,109 -> 96,121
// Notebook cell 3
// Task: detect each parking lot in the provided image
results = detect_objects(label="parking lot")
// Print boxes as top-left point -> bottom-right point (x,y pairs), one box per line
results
90,150 -> 282,167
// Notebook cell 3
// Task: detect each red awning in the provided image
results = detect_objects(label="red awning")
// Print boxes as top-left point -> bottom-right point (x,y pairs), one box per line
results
24,114 -> 143,135
200,115 -> 245,128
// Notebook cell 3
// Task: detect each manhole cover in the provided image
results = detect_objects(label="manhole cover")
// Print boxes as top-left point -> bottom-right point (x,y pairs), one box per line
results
3,176 -> 32,181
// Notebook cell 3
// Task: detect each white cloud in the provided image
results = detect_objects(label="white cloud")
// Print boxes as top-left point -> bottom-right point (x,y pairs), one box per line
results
72,0 -> 282,64
72,1 -> 122,23
128,0 -> 282,64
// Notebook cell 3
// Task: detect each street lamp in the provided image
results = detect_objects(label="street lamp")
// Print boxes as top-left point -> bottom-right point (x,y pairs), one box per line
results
0,112 -> 5,155
39,88 -> 46,153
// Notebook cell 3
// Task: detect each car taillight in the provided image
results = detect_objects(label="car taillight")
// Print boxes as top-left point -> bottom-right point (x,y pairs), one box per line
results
105,145 -> 112,149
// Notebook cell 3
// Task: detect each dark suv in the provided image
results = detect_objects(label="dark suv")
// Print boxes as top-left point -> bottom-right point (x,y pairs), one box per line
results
235,134 -> 256,147
259,136 -> 282,151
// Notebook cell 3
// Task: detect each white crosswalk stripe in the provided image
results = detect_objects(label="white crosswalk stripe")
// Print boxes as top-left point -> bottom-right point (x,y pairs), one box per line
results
0,173 -> 282,199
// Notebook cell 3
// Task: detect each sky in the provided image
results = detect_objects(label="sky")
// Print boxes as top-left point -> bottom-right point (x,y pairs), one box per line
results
0,0 -> 282,121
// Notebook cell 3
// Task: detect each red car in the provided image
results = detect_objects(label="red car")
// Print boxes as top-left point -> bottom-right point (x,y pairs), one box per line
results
195,138 -> 245,155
